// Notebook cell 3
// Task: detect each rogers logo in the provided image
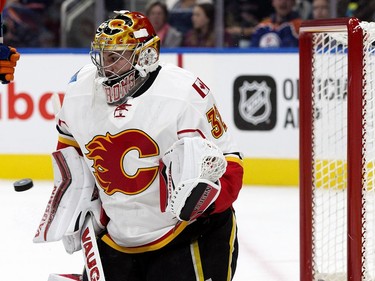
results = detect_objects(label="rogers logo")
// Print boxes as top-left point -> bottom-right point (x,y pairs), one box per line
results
0,83 -> 64,120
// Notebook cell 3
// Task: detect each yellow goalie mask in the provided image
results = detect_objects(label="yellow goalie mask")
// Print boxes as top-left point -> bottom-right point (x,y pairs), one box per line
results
90,10 -> 160,105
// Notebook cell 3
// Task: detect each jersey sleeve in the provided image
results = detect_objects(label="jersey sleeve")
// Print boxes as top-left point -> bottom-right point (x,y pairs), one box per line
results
54,70 -> 85,155
55,111 -> 83,159
177,77 -> 244,214
55,116 -> 81,153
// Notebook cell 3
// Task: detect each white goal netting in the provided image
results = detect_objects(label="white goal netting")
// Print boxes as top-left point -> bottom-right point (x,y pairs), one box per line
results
307,21 -> 375,281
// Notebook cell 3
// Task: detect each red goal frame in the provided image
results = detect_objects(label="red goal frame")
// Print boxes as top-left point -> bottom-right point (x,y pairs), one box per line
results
299,17 -> 364,281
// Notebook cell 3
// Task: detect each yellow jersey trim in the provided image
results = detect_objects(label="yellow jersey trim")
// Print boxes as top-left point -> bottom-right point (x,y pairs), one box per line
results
191,240 -> 204,281
58,135 -> 80,148
101,221 -> 189,254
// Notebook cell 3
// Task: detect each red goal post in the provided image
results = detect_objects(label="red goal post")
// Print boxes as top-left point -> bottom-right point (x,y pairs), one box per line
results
300,17 -> 375,281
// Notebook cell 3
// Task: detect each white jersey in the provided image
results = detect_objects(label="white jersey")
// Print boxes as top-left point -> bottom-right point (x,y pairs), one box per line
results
56,62 -> 241,252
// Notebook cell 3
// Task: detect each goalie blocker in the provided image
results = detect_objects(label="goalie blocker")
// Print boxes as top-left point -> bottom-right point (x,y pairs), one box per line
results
159,137 -> 227,221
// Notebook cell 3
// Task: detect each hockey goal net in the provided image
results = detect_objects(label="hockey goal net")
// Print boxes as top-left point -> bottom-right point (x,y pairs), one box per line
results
300,18 -> 375,281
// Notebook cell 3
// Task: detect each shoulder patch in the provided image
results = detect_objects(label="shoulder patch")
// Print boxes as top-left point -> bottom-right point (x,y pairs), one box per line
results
69,68 -> 83,84
192,78 -> 210,98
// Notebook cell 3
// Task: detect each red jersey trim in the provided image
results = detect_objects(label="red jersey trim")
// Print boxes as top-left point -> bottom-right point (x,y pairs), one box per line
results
57,135 -> 80,148
177,129 -> 206,138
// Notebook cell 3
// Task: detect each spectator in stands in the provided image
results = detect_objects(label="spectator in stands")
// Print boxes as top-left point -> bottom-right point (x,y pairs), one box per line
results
146,1 -> 182,48
251,0 -> 302,48
336,0 -> 375,21
336,0 -> 349,17
353,0 -> 375,21
296,0 -> 313,20
3,0 -> 55,47
336,0 -> 368,19
168,0 -> 196,37
183,2 -> 233,47
182,2 -> 215,47
312,0 -> 330,19
225,0 -> 273,48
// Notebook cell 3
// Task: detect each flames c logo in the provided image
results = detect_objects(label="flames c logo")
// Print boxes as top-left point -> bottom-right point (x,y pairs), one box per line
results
85,130 -> 159,195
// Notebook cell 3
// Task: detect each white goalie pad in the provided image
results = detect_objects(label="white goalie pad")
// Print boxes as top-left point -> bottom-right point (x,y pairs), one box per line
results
33,147 -> 104,248
159,137 -> 227,221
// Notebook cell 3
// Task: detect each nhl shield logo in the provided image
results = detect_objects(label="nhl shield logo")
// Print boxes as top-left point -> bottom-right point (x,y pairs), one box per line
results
239,80 -> 271,125
234,76 -> 277,130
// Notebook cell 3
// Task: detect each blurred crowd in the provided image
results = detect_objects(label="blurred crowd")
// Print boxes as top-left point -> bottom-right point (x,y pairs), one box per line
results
2,0 -> 375,48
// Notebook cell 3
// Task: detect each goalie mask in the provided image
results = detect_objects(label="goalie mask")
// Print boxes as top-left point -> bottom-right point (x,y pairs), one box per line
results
90,10 -> 160,105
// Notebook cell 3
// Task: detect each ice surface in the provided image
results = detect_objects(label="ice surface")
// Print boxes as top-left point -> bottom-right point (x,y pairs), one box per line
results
0,180 -> 299,281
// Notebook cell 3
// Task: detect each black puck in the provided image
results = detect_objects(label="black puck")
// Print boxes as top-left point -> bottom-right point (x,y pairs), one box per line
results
13,178 -> 33,192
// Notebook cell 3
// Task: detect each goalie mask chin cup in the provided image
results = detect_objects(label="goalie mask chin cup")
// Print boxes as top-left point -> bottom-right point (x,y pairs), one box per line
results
90,10 -> 160,105
101,68 -> 149,106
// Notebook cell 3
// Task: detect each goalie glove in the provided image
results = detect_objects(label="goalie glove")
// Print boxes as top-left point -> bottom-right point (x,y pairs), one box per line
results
159,137 -> 227,221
